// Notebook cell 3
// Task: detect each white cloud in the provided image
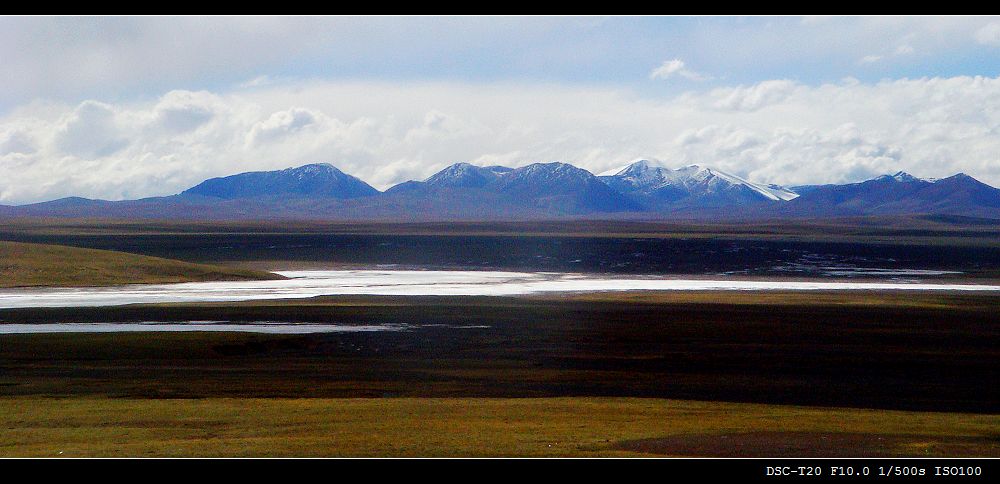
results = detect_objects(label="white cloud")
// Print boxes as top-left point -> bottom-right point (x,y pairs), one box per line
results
3,77 -> 1000,204
649,59 -> 685,79
0,127 -> 36,155
52,101 -> 127,159
975,22 -> 1000,46
247,107 -> 326,146
152,90 -> 221,133
403,110 -> 491,145
710,80 -> 799,112
859,43 -> 914,65
649,59 -> 711,81
238,75 -> 275,89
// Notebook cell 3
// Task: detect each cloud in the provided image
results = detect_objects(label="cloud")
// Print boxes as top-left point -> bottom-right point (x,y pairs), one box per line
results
0,127 -> 36,155
649,59 -> 711,81
649,59 -> 685,79
152,90 -> 221,133
5,16 -> 1000,114
975,22 -> 1000,46
3,76 -> 1000,203
238,75 -> 275,89
858,42 -> 915,65
403,110 -> 491,145
52,101 -> 127,159
710,80 -> 799,111
247,107 -> 326,145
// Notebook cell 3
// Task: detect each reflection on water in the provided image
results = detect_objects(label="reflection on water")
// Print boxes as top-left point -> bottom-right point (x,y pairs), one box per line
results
0,270 -> 998,309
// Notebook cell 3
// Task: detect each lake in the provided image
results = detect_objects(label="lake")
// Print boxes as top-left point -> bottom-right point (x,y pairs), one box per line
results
1,270 -> 999,309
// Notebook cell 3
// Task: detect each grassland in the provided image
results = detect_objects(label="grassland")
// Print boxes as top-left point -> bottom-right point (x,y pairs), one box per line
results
0,241 -> 282,288
2,292 -> 997,412
1,397 -> 997,457
1,220 -> 997,458
1,291 -> 997,458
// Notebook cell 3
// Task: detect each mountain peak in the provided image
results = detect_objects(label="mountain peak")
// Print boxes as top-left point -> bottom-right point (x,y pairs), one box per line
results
286,162 -> 337,173
507,162 -> 596,182
623,159 -> 656,171
423,162 -> 510,189
490,161 -> 640,213
873,171 -> 923,183
608,160 -> 670,188
526,161 -> 577,171
279,163 -> 346,180
182,163 -> 378,199
431,161 -> 474,173
787,170 -> 1000,216
603,162 -> 798,203
934,172 -> 995,188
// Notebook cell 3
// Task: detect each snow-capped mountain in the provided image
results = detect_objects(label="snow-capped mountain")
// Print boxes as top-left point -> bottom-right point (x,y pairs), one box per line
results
183,163 -> 379,199
4,162 -> 997,221
600,160 -> 798,207
387,161 -> 640,214
386,162 -> 512,193
876,171 -> 924,183
487,162 -> 641,214
424,162 -> 511,188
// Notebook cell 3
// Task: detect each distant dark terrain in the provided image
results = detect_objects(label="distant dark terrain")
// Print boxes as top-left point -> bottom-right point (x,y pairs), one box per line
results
3,223 -> 1000,279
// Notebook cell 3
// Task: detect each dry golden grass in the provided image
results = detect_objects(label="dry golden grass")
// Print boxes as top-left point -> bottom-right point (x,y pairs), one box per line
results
0,397 -> 997,457
0,241 -> 281,287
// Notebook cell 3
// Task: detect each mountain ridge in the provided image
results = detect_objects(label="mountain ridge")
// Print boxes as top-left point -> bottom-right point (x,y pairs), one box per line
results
3,161 -> 998,221
183,163 -> 379,200
599,160 -> 799,208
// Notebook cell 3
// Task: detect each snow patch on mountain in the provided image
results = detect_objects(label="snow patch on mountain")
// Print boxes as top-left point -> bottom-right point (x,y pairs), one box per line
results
420,162 -> 512,189
685,165 -> 800,201
603,160 -> 799,202
873,171 -> 927,184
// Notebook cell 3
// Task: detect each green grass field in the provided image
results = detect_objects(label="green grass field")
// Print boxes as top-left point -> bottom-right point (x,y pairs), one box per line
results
0,241 -> 281,287
1,397 -> 997,457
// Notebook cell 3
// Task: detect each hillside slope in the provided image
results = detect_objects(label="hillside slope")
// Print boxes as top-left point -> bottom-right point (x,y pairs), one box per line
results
0,241 -> 283,288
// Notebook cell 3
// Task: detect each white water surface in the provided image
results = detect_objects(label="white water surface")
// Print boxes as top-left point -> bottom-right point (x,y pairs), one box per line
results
0,270 -> 998,309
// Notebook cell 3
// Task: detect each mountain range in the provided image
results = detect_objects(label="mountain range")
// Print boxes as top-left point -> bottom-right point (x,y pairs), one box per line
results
2,160 -> 998,221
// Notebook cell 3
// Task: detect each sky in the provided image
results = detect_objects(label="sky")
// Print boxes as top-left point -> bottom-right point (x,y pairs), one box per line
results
2,15 -> 1000,204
